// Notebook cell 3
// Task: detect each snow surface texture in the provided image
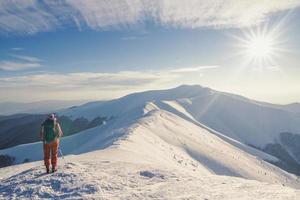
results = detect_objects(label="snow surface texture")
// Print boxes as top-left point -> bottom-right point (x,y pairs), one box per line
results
1,101 -> 300,199
1,160 -> 300,200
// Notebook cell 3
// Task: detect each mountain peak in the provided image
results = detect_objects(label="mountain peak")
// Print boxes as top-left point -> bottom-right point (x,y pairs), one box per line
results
174,84 -> 205,90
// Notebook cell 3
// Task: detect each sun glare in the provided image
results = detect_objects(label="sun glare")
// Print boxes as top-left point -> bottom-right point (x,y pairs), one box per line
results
233,25 -> 284,68
246,35 -> 274,59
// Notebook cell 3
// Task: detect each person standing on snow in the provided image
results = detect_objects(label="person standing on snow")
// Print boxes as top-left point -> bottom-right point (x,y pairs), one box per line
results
39,113 -> 63,173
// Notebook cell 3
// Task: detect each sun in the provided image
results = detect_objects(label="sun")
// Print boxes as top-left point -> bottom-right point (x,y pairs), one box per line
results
232,26 -> 283,67
245,35 -> 274,59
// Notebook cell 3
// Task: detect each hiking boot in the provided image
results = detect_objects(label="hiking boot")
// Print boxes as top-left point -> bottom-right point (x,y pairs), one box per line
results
46,168 -> 50,174
52,167 -> 57,173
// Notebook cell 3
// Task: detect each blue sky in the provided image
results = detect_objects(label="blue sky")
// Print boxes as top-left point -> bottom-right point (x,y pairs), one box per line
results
0,1 -> 300,104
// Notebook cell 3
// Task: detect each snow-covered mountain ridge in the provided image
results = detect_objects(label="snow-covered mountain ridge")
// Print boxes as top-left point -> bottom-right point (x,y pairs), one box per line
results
1,101 -> 300,199
61,85 -> 300,147
59,85 -> 300,174
1,85 -> 300,199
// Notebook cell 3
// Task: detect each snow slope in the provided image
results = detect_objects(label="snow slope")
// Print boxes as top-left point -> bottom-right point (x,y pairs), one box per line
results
1,156 -> 300,199
174,92 -> 300,147
1,102 -> 300,199
57,85 -> 300,176
2,158 -> 300,200
60,85 -> 300,148
60,85 -> 212,120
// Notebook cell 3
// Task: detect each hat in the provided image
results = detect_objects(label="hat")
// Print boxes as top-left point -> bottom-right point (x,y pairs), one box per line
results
48,113 -> 56,120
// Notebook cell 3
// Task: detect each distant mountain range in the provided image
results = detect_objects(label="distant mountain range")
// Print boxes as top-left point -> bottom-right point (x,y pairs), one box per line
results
274,103 -> 300,114
0,100 -> 88,116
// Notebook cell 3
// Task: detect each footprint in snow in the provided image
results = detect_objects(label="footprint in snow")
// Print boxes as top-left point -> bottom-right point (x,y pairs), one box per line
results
139,170 -> 165,180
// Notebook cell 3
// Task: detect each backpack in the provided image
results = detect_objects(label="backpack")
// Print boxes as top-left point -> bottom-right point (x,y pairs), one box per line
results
43,119 -> 57,143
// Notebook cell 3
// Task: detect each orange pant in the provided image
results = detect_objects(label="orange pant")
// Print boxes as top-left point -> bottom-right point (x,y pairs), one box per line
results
43,140 -> 59,169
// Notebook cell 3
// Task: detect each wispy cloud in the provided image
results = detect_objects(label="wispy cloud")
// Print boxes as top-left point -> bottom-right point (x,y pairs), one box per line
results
0,65 -> 216,88
0,66 -> 210,101
0,54 -> 42,71
0,61 -> 41,71
11,47 -> 23,51
9,54 -> 42,63
170,65 -> 219,73
0,71 -> 168,89
0,1 -> 299,35
150,0 -> 300,28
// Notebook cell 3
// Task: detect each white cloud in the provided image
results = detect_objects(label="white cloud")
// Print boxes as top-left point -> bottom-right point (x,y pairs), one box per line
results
0,1 -> 61,35
170,65 -> 219,73
66,0 -> 144,29
11,47 -> 23,51
150,0 -> 300,28
0,0 -> 299,35
0,54 -> 42,71
0,71 -> 166,88
0,66 -> 209,101
0,61 -> 41,71
9,54 -> 42,63
0,65 -> 216,88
